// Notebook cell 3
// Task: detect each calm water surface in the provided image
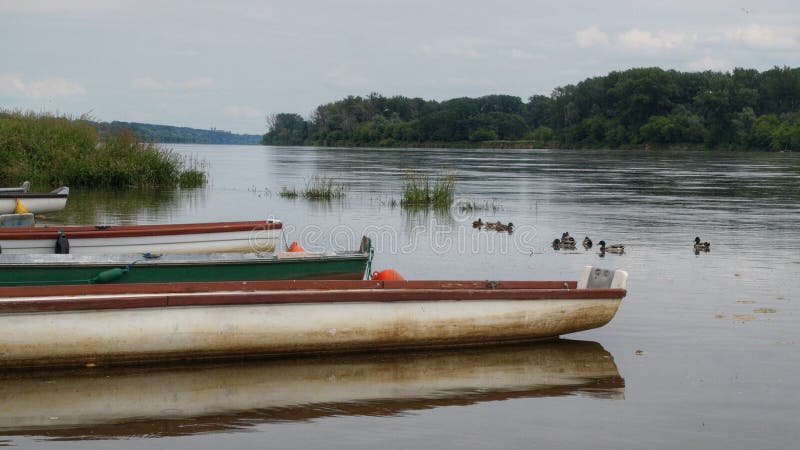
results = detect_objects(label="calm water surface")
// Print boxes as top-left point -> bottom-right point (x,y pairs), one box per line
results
4,145 -> 799,449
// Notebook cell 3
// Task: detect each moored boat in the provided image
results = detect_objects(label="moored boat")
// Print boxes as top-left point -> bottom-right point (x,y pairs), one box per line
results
0,181 -> 30,194
0,244 -> 372,286
0,219 -> 283,254
0,186 -> 68,214
0,266 -> 628,368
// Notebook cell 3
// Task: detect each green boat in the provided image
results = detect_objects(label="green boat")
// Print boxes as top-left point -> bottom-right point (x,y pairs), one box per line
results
0,238 -> 373,286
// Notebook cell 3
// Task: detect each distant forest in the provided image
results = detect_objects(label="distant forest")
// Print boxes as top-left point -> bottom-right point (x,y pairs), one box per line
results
262,66 -> 800,150
98,121 -> 262,145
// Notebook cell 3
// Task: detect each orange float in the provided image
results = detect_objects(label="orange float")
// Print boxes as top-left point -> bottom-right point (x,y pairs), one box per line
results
370,269 -> 405,281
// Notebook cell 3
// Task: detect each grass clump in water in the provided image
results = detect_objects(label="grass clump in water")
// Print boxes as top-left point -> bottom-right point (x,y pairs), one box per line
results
279,187 -> 299,199
401,170 -> 455,208
456,199 -> 503,213
0,110 -> 207,188
302,176 -> 347,200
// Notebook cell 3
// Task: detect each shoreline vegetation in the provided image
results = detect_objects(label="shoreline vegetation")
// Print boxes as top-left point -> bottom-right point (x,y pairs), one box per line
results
262,66 -> 800,151
0,110 -> 207,189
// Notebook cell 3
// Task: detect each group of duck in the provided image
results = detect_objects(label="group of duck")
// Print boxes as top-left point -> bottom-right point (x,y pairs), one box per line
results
552,232 -> 712,255
472,218 -> 514,233
552,232 -> 624,254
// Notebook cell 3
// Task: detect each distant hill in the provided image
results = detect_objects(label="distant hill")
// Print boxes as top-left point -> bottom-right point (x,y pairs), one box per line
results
98,121 -> 262,145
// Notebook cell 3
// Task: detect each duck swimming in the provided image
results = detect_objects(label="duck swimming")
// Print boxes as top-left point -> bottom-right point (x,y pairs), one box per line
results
552,238 -> 561,250
495,222 -> 514,233
582,236 -> 593,248
472,218 -> 484,228
560,232 -> 576,248
693,237 -> 710,251
598,240 -> 624,254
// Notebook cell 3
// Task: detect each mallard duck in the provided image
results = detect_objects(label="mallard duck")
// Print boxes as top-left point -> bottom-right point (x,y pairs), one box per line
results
484,221 -> 497,230
472,218 -> 484,228
693,237 -> 710,251
496,222 -> 514,232
560,232 -> 576,247
598,240 -> 624,254
582,236 -> 593,248
552,238 -> 561,250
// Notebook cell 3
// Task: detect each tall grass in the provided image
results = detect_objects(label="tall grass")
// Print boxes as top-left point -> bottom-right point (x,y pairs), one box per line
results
302,176 -> 347,200
401,170 -> 455,208
0,110 -> 207,188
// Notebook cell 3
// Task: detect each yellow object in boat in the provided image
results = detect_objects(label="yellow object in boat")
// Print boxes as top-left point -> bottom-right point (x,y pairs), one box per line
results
14,199 -> 29,214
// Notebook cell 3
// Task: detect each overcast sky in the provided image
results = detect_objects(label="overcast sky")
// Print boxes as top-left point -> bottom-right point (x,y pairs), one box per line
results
1,0 -> 798,134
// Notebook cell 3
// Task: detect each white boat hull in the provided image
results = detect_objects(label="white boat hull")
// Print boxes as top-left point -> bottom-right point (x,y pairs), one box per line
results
0,196 -> 67,214
0,228 -> 281,254
0,295 -> 622,368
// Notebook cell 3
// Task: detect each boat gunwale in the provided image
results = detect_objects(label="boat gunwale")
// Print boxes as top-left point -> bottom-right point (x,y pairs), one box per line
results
0,280 -> 626,313
0,251 -> 368,267
0,220 -> 283,239
0,193 -> 68,199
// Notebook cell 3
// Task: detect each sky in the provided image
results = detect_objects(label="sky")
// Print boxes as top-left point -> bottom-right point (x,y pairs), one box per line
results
1,0 -> 799,134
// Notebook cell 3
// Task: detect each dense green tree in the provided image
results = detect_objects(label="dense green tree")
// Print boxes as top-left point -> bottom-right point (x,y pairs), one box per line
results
262,66 -> 800,150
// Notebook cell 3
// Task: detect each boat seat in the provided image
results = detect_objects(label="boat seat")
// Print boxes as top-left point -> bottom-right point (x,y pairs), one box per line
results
0,213 -> 35,227
577,266 -> 615,289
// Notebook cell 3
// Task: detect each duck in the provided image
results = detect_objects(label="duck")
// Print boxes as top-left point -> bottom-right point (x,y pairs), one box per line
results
582,236 -> 593,248
560,232 -> 576,248
484,221 -> 497,230
495,222 -> 514,233
552,238 -> 561,250
472,218 -> 484,228
598,240 -> 624,254
693,237 -> 710,251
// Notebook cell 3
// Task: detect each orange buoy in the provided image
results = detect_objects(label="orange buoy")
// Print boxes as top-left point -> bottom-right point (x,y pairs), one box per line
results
370,269 -> 405,281
286,241 -> 305,252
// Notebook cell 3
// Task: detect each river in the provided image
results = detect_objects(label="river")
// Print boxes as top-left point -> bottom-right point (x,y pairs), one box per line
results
3,145 -> 799,449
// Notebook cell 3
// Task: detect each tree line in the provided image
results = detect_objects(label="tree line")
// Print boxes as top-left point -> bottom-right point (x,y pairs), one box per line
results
262,66 -> 800,150
99,121 -> 262,145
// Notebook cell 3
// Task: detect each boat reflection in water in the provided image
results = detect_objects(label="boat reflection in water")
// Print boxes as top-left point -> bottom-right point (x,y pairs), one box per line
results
0,339 -> 623,439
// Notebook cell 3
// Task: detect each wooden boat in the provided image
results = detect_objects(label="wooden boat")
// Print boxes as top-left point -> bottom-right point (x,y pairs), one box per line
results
0,186 -> 68,214
0,245 -> 372,286
0,340 -> 621,436
0,266 -> 627,368
0,219 -> 283,254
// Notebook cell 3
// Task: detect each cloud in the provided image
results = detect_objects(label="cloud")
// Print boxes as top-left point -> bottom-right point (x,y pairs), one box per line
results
223,105 -> 263,119
507,49 -> 543,61
417,37 -> 487,59
132,77 -> 167,91
182,77 -> 214,89
132,77 -> 215,91
0,0 -> 138,17
617,29 -> 691,52
685,56 -> 730,72
576,26 -> 609,48
724,24 -> 798,49
325,65 -> 370,90
0,74 -> 86,98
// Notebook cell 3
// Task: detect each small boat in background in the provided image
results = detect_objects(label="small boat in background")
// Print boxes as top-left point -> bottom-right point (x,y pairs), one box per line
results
0,239 -> 372,286
0,181 -> 30,194
0,266 -> 628,368
0,186 -> 69,214
0,219 -> 283,254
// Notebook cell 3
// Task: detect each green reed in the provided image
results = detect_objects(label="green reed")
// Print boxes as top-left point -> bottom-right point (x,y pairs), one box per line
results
401,170 -> 455,208
0,110 -> 207,188
302,176 -> 347,200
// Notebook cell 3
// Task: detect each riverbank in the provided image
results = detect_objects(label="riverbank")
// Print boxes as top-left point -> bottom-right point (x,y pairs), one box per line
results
0,110 -> 206,189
